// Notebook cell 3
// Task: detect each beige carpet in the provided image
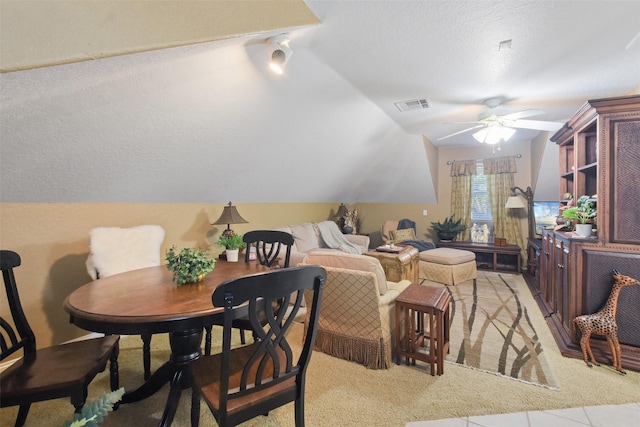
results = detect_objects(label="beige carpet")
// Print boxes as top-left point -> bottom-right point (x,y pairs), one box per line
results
423,272 -> 558,389
2,272 -> 640,426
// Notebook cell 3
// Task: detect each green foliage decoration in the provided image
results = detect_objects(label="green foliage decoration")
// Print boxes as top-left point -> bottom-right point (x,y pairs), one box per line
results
64,387 -> 125,427
431,215 -> 467,233
431,215 -> 467,241
165,246 -> 216,285
562,195 -> 596,224
216,233 -> 246,250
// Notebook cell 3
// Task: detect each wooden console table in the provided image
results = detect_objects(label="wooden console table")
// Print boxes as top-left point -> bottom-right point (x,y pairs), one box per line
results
436,241 -> 521,274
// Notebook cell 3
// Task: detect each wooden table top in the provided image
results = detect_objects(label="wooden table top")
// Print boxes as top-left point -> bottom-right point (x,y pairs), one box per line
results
64,261 -> 270,335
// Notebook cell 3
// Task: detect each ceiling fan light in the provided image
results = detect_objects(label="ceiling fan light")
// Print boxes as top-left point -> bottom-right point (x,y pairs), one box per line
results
485,125 -> 503,145
472,128 -> 488,143
473,125 -> 515,145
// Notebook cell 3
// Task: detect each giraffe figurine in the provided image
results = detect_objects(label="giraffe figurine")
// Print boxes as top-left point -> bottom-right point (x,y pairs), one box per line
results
573,269 -> 640,374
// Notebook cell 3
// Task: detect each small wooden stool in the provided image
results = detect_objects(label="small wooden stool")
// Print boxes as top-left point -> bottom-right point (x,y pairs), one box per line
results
395,284 -> 451,375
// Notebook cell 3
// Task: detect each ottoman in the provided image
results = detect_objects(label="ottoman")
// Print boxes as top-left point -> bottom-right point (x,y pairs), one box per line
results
419,247 -> 477,286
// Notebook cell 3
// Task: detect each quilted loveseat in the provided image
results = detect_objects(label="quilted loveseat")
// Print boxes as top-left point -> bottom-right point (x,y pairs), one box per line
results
272,221 -> 370,266
300,252 -> 411,369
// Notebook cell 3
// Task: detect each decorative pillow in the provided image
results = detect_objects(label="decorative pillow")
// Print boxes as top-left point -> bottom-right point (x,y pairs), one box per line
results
390,228 -> 416,242
290,223 -> 319,253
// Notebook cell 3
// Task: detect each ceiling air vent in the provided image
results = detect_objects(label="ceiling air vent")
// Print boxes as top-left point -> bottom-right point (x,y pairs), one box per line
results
394,98 -> 431,112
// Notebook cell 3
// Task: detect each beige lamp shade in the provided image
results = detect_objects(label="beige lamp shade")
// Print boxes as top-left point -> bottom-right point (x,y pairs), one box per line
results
505,196 -> 527,209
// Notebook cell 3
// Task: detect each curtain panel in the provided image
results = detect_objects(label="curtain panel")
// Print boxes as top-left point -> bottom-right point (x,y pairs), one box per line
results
449,160 -> 476,241
483,156 -> 526,266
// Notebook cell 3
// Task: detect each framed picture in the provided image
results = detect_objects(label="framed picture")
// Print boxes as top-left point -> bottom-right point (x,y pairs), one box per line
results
533,201 -> 560,236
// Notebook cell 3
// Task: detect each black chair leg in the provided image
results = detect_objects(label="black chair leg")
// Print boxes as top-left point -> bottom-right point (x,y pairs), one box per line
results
240,329 -> 246,344
142,333 -> 152,380
204,325 -> 212,356
15,403 -> 30,427
191,388 -> 201,427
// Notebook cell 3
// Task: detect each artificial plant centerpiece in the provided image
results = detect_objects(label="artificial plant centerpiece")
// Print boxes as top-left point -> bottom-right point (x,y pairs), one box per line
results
562,195 -> 596,236
165,246 -> 216,285
431,215 -> 467,241
216,233 -> 246,262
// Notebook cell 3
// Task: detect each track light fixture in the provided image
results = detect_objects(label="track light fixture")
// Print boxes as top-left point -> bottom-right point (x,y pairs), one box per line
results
266,34 -> 292,75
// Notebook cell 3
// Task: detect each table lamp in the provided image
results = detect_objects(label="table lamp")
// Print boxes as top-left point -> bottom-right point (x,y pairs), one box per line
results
505,186 -> 535,240
212,202 -> 248,238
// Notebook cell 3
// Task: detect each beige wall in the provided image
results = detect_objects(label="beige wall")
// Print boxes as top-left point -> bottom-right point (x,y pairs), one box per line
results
0,202 -> 325,346
0,140 -> 532,350
0,201 -> 435,347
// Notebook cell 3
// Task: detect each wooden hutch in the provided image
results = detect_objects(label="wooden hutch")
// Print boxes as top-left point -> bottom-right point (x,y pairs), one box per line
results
526,95 -> 640,370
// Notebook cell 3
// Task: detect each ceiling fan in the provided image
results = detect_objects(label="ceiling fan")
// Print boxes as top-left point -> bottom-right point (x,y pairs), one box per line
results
437,98 -> 564,144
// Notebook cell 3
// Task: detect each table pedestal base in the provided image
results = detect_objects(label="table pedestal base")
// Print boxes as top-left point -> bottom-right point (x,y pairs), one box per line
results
121,328 -> 203,427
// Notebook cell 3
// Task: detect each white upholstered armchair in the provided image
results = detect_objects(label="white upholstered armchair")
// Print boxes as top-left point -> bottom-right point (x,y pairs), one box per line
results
301,252 -> 410,369
85,224 -> 165,380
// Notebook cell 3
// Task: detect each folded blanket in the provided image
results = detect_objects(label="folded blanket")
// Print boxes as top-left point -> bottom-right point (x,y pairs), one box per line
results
397,218 -> 434,252
317,221 -> 362,254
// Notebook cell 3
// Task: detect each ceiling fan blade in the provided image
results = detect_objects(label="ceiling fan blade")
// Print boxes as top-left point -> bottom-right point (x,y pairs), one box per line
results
437,124 -> 485,141
501,109 -> 545,121
510,119 -> 564,131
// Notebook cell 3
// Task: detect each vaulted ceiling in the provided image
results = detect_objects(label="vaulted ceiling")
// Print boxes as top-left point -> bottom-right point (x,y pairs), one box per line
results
1,1 -> 638,204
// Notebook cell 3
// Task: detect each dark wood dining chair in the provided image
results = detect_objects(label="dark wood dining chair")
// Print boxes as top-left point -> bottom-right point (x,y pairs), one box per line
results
236,230 -> 294,343
243,230 -> 294,268
189,264 -> 325,427
204,230 -> 295,352
0,250 -> 120,427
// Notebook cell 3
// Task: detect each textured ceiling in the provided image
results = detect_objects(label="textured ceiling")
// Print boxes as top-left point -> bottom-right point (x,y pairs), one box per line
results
304,1 -> 640,146
1,1 -> 639,204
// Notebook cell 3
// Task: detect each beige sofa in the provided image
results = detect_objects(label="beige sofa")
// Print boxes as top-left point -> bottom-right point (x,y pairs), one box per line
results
272,221 -> 370,266
300,252 -> 411,369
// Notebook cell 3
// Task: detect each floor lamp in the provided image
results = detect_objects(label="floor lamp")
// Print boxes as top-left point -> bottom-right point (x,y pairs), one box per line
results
505,186 -> 535,241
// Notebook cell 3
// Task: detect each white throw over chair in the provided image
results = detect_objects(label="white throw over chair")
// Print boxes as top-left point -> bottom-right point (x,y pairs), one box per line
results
85,224 -> 165,380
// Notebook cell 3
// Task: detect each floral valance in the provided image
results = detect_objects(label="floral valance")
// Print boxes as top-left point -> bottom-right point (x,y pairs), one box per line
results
483,156 -> 517,175
449,159 -> 477,176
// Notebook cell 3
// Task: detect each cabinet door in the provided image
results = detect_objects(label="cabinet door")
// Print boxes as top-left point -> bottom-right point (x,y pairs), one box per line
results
539,232 -> 553,313
608,117 -> 640,244
552,239 -> 565,315
559,245 -> 571,333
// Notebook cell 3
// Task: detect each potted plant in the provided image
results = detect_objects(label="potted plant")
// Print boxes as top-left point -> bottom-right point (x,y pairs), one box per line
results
562,195 -> 596,237
165,246 -> 216,285
431,215 -> 467,241
64,387 -> 124,427
216,233 -> 246,262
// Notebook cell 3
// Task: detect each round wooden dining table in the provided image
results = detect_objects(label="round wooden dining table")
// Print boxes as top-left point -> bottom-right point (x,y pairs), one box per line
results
64,260 -> 270,427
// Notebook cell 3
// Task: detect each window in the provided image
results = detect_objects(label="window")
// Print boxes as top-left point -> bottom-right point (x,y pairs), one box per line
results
471,160 -> 492,222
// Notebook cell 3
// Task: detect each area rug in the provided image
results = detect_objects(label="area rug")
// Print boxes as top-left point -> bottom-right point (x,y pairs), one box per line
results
425,272 -> 559,389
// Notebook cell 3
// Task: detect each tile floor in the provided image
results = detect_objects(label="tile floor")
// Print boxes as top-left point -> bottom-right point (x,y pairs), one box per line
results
405,402 -> 640,427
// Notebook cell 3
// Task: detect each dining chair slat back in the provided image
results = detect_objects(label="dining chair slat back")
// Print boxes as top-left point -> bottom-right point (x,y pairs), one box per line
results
0,249 -> 120,427
189,265 -> 326,427
243,230 -> 294,268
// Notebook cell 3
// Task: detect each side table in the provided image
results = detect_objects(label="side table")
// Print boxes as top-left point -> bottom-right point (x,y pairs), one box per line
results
364,245 -> 419,283
395,284 -> 451,375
